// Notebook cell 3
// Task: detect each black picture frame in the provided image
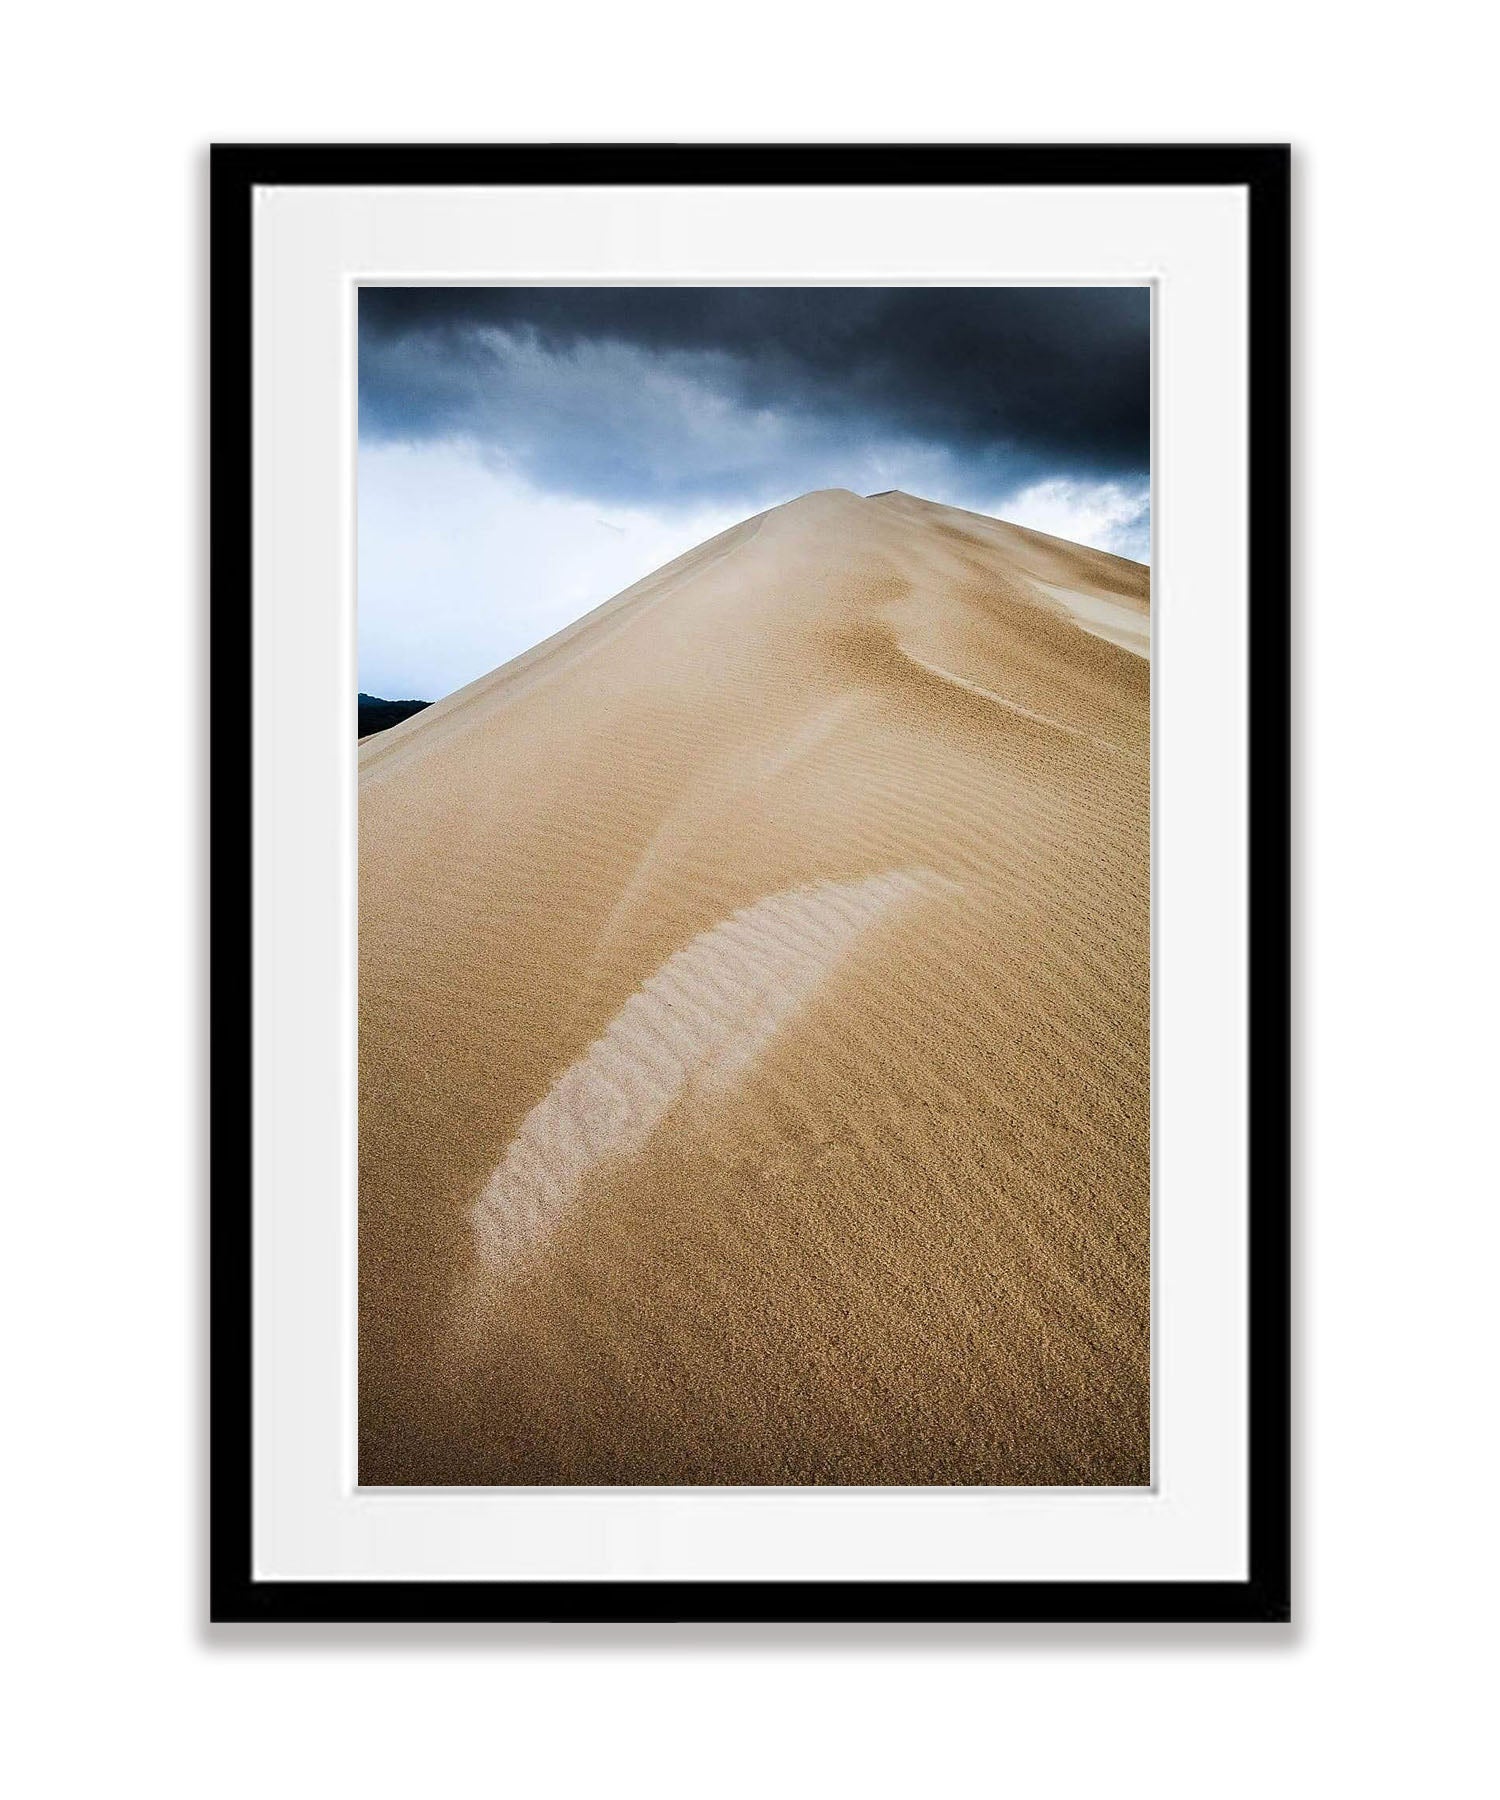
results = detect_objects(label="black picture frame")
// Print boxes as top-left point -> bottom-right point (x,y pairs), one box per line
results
210,143 -> 1290,1626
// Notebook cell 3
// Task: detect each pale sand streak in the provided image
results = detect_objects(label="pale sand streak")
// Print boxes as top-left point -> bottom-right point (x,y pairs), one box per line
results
1030,581 -> 1151,660
471,868 -> 952,1275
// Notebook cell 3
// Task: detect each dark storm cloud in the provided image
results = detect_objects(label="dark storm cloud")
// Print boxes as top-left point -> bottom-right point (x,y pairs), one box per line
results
359,286 -> 1148,509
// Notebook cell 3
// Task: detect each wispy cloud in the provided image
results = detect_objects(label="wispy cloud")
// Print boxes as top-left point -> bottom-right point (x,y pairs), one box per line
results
358,442 -> 749,699
997,477 -> 1152,564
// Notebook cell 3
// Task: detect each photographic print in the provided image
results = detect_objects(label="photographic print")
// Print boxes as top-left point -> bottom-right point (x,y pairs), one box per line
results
214,144 -> 1289,1622
356,284 -> 1152,1488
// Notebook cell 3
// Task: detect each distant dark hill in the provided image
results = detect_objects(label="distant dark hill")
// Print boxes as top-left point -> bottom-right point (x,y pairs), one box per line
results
359,694 -> 431,739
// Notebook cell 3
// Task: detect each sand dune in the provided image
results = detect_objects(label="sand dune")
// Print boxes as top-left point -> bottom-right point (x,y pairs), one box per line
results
359,488 -> 1150,1486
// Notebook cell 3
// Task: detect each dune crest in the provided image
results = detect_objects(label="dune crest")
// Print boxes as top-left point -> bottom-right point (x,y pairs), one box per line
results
360,487 -> 1150,1487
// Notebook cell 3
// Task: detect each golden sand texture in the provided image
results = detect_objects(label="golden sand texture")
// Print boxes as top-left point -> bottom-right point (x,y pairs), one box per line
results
358,489 -> 1150,1486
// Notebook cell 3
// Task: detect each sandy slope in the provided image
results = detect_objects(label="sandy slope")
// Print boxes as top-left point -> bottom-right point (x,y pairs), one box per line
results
359,489 -> 1150,1485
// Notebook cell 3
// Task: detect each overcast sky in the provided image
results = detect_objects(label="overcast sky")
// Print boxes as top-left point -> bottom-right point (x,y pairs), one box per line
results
359,286 -> 1150,699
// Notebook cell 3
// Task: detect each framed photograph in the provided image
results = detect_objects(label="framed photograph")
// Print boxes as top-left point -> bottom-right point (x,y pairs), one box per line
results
211,143 -> 1289,1623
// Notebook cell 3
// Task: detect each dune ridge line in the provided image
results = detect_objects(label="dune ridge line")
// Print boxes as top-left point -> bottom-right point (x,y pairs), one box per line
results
895,641 -> 1130,755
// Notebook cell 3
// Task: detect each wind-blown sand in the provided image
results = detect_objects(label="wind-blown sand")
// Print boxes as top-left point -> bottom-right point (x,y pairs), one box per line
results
359,489 -> 1150,1485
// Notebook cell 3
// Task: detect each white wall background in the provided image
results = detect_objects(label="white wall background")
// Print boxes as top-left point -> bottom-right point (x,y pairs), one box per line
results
4,5 -> 1495,1796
